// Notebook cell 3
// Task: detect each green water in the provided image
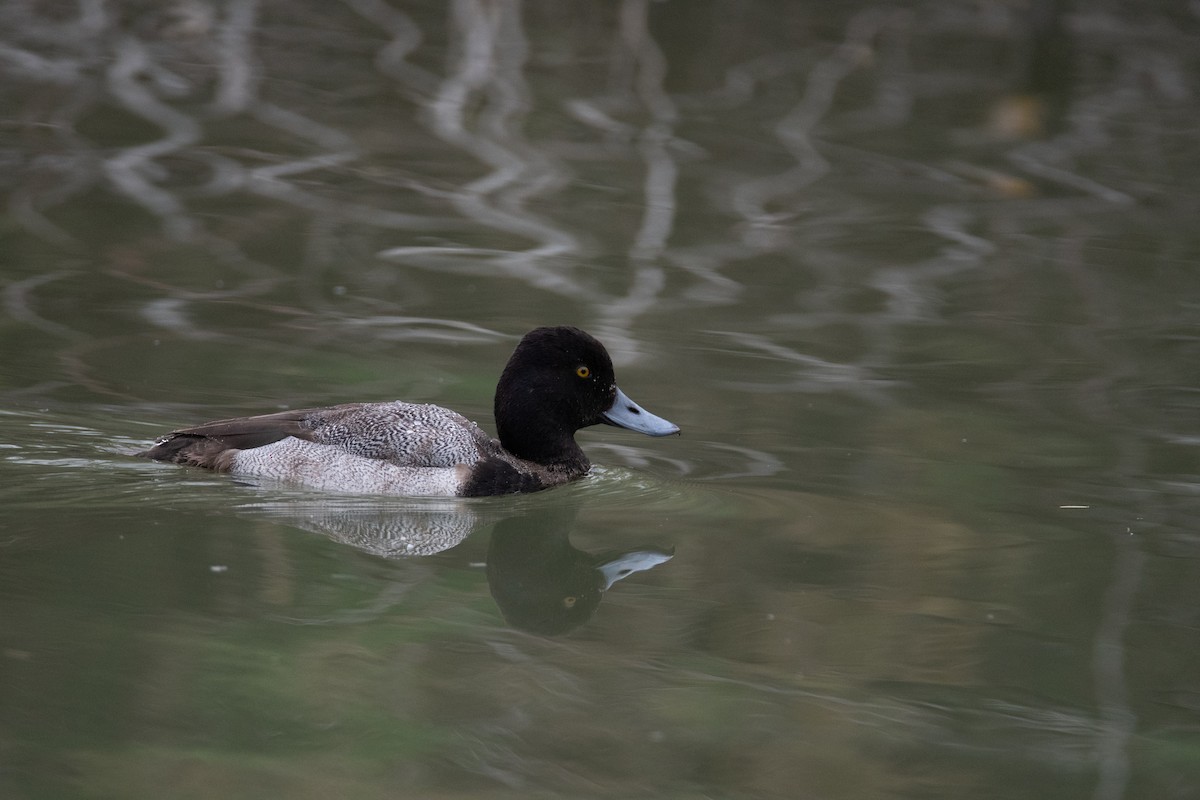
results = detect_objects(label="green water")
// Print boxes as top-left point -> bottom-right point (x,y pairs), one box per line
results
2,2 -> 1199,798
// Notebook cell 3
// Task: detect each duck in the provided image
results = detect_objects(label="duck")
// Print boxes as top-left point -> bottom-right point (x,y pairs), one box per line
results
138,326 -> 680,496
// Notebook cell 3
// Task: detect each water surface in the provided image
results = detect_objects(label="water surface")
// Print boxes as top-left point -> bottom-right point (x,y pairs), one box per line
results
2,2 -> 1199,798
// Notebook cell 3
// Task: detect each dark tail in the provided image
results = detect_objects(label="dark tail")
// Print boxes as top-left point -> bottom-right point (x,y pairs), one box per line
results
138,434 -> 235,471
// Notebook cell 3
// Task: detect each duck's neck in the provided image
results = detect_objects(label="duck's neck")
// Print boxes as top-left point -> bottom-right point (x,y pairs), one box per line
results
494,395 -> 590,469
497,418 -> 590,470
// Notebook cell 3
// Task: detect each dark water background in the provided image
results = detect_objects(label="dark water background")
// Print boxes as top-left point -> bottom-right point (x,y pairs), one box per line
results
2,1 -> 1199,798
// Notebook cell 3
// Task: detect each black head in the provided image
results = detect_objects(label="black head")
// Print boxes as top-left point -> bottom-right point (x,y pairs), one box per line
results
494,327 -> 619,465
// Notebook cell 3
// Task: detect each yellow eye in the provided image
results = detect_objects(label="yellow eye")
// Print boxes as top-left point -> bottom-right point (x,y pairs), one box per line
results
563,596 -> 578,608
575,365 -> 590,379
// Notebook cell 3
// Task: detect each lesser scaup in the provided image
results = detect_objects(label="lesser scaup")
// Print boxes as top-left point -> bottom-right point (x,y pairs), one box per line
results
138,326 -> 679,496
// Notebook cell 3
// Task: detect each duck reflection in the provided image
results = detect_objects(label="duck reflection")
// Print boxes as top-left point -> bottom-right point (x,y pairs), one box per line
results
243,498 -> 480,558
487,509 -> 673,636
242,498 -> 672,634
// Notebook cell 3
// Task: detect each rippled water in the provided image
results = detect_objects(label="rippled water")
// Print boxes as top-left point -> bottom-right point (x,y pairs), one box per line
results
3,2 -> 1200,799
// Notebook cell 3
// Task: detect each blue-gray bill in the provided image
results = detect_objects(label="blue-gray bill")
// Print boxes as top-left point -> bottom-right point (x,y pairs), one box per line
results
601,387 -> 680,436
